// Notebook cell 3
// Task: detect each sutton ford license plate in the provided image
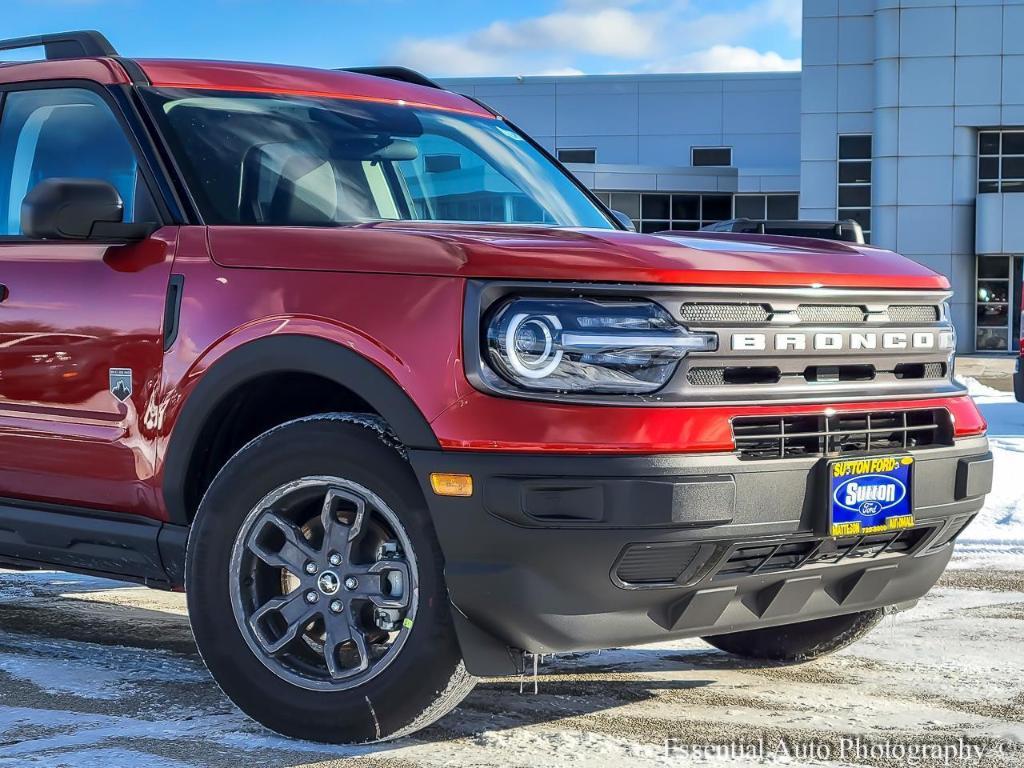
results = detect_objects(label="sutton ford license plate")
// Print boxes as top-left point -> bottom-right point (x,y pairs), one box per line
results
828,455 -> 914,537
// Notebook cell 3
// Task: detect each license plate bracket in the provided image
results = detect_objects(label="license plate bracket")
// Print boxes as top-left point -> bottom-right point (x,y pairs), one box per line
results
827,455 -> 915,537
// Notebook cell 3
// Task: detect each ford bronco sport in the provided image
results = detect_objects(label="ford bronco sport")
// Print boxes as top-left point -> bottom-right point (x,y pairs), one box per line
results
0,31 -> 994,744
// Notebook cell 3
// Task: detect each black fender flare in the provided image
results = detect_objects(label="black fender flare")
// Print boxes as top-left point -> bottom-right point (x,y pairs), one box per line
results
162,334 -> 440,525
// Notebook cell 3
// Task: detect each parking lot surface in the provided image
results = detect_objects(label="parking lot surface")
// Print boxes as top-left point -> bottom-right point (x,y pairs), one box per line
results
0,564 -> 1021,767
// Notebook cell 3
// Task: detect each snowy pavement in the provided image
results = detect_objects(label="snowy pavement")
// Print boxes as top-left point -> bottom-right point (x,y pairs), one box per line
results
949,380 -> 1024,570
0,391 -> 1021,767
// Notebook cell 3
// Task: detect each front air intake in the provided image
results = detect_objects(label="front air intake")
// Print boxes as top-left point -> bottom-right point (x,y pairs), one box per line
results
731,408 -> 954,460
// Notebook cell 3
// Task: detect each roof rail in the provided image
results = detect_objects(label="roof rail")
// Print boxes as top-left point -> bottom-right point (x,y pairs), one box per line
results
0,30 -> 117,61
341,66 -> 441,90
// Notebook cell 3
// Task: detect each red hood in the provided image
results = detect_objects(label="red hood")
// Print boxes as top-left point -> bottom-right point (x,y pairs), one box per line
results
208,223 -> 950,290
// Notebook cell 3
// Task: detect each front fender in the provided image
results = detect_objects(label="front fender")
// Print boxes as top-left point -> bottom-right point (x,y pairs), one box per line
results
161,333 -> 440,525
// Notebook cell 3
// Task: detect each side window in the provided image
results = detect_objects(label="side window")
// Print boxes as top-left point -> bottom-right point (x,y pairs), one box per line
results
0,88 -> 141,236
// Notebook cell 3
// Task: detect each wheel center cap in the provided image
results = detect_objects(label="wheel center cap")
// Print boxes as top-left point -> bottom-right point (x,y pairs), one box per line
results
317,571 -> 341,595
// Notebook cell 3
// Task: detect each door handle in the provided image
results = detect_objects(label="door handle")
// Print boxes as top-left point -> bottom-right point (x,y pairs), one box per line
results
0,284 -> 7,302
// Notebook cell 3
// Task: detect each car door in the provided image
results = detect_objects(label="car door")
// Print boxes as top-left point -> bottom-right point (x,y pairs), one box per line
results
0,84 -> 175,518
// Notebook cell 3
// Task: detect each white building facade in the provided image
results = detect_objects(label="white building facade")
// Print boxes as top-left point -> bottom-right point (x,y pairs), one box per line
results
443,0 -> 1024,354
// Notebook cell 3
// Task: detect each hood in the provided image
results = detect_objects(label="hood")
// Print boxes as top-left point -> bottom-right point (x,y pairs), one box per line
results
208,223 -> 950,290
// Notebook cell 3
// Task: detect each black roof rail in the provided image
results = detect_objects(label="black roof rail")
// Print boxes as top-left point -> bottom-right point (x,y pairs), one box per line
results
0,30 -> 117,61
341,66 -> 442,90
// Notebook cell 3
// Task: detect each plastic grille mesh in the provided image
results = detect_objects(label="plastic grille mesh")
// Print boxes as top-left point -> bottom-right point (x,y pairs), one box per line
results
686,368 -> 727,386
679,303 -> 770,325
795,305 -> 865,324
887,305 -> 940,323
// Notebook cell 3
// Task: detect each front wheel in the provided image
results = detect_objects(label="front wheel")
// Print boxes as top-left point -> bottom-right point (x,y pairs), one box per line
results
186,415 -> 475,743
702,609 -> 885,663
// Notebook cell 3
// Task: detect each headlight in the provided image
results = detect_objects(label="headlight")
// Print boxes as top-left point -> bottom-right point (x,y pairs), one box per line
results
483,297 -> 717,394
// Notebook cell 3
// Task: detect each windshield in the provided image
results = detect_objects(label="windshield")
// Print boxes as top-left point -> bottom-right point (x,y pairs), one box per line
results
142,88 -> 614,229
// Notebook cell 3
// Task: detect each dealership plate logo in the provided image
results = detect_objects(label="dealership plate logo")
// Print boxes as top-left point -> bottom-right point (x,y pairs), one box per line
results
828,456 -> 914,537
109,368 -> 133,403
833,473 -> 907,515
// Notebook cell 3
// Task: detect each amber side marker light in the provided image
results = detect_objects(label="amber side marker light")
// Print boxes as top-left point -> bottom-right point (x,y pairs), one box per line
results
430,473 -> 474,497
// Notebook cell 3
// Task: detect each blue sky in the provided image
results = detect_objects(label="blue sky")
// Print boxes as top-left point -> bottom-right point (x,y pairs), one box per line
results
6,0 -> 801,77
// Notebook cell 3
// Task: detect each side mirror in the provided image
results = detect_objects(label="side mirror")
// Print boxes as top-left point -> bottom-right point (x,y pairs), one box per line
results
21,178 -> 155,241
610,210 -> 636,232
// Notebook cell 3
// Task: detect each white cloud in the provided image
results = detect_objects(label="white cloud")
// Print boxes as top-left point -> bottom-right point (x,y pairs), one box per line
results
394,39 -> 505,77
647,45 -> 800,74
391,0 -> 802,77
475,8 -> 660,58
537,66 -> 586,76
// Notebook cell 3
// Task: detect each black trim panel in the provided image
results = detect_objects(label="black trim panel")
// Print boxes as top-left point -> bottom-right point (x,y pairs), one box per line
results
408,437 -> 989,672
0,498 -> 187,588
163,274 -> 184,351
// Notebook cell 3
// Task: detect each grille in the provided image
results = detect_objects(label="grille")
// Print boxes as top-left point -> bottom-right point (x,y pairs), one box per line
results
678,302 -> 941,326
714,526 -> 936,580
687,367 -> 726,386
795,304 -> 865,324
679,303 -> 769,325
894,362 -> 947,380
688,363 -> 946,387
887,305 -> 940,323
732,408 -> 953,460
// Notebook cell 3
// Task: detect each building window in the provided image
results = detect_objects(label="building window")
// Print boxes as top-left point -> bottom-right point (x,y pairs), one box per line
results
838,134 -> 871,243
557,148 -> 596,164
593,191 -> 797,234
976,255 -> 1023,352
691,147 -> 732,167
978,131 -> 1024,193
734,194 -> 800,220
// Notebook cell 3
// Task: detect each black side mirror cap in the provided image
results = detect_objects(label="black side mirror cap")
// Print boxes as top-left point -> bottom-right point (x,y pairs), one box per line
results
610,210 -> 636,231
21,178 -> 156,241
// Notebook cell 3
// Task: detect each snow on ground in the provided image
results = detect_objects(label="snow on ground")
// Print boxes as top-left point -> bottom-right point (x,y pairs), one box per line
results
0,570 -> 1021,767
951,377 -> 1024,569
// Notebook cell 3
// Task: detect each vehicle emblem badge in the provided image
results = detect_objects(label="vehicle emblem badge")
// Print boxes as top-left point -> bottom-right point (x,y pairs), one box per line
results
109,368 -> 133,403
318,571 -> 341,596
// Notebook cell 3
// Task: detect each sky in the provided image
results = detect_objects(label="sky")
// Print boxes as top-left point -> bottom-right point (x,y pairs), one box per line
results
3,0 -> 802,77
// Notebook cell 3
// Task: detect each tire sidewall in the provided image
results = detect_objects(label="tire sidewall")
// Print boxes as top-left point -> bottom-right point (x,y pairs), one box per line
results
186,417 -> 465,743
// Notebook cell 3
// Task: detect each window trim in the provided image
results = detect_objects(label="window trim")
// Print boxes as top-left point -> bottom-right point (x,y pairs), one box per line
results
594,190 -> 799,233
978,129 -> 1024,194
733,193 -> 801,221
556,147 -> 597,165
0,78 -> 175,242
837,133 -> 872,242
974,254 -> 1018,353
690,146 -> 732,167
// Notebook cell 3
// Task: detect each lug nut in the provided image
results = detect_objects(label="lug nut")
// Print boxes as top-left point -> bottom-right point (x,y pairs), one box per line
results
305,590 -> 319,604
344,577 -> 358,591
329,553 -> 342,566
304,562 -> 318,575
329,600 -> 343,613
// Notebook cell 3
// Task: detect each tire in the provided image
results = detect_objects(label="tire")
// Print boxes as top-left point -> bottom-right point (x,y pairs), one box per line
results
186,414 -> 476,744
702,608 -> 885,663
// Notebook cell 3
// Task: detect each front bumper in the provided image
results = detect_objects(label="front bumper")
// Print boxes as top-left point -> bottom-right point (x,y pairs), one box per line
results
409,437 -> 992,675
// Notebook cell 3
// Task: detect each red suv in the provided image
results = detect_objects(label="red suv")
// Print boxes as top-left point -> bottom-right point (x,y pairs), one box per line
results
0,31 -> 993,743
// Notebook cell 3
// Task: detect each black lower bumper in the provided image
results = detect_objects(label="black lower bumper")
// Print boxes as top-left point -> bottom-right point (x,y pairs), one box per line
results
409,437 -> 991,675
1015,359 -> 1024,402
